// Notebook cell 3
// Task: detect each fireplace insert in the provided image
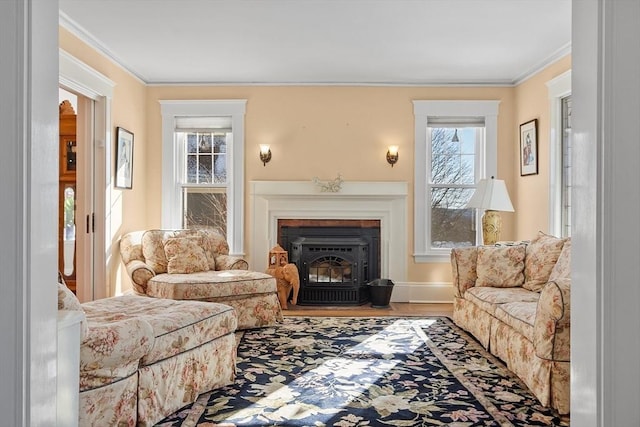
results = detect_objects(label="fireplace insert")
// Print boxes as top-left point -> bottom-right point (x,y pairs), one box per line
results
290,236 -> 370,305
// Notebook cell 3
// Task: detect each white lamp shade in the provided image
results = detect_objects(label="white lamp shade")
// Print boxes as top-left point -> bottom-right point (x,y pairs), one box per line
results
466,177 -> 514,212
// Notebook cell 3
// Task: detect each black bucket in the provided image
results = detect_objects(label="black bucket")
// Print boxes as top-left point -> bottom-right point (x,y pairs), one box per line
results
368,279 -> 394,308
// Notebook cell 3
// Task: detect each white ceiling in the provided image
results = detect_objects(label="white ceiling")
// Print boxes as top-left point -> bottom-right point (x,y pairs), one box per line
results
58,0 -> 571,86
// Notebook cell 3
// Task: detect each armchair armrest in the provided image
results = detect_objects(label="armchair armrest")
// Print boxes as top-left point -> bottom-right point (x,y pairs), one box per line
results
450,246 -> 478,297
120,231 -> 156,294
215,254 -> 249,270
80,318 -> 154,390
534,278 -> 571,361
125,259 -> 155,294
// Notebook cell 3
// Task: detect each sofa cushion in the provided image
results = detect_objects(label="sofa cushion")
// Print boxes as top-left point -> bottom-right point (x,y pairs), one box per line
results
548,238 -> 571,281
199,228 -> 230,269
82,295 -> 237,366
523,232 -> 566,292
494,301 -> 537,342
475,245 -> 525,287
57,276 -> 89,339
147,270 -> 277,300
164,236 -> 209,274
464,286 -> 540,316
142,229 -> 231,274
141,229 -> 199,273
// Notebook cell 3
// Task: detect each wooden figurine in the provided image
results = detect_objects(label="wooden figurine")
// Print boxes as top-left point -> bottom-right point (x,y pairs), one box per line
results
266,245 -> 300,309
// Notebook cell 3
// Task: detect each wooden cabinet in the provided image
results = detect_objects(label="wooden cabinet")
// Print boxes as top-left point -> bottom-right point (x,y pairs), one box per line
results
59,101 -> 77,293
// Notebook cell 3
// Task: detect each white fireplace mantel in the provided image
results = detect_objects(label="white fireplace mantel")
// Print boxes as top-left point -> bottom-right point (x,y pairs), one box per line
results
249,181 -> 408,281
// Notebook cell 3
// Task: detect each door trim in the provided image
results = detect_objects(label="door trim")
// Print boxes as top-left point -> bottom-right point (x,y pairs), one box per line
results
59,49 -> 115,301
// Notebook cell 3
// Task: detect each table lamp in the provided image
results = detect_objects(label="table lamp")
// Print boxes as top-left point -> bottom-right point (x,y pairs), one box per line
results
466,176 -> 514,245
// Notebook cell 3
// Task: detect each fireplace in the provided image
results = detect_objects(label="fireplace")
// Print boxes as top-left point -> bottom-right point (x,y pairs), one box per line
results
249,180 -> 408,298
280,220 -> 380,305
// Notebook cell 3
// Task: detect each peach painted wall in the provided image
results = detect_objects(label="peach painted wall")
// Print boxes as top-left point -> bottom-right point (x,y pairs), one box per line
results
513,56 -> 572,239
60,24 -> 569,296
145,85 -> 516,284
60,28 -> 148,295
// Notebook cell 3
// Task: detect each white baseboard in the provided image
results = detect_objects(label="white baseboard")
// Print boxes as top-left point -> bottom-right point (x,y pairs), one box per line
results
389,282 -> 455,303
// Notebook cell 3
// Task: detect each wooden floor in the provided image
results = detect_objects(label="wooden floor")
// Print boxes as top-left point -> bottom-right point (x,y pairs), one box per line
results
283,302 -> 453,318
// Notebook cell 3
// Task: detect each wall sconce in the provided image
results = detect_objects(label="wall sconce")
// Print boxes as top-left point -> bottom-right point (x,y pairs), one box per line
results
259,144 -> 272,166
386,145 -> 399,167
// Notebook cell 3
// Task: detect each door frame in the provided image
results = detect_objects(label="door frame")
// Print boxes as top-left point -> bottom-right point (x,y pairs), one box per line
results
59,49 -> 114,301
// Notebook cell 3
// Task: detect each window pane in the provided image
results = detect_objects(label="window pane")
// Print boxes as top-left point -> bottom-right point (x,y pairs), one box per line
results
214,134 -> 226,154
187,134 -> 197,153
431,127 -> 476,185
430,187 -> 477,248
183,188 -> 227,238
214,154 -> 227,183
198,156 -> 212,183
198,134 -> 212,153
186,155 -> 197,183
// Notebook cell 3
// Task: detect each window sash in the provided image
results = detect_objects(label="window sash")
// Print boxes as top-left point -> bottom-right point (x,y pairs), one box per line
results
178,131 -> 229,185
413,100 -> 499,263
181,186 -> 227,236
427,126 -> 483,250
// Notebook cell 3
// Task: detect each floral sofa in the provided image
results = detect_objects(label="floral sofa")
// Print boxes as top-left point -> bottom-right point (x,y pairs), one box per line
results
450,232 -> 571,415
120,229 -> 283,330
58,280 -> 238,426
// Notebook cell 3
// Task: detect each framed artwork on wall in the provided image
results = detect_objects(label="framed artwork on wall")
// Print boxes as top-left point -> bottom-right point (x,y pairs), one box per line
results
520,119 -> 538,176
115,127 -> 134,189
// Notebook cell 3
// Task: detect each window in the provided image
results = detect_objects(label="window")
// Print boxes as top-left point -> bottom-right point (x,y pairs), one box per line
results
414,100 -> 499,262
429,124 -> 483,248
547,70 -> 571,238
560,96 -> 572,237
178,129 -> 229,234
160,100 -> 246,256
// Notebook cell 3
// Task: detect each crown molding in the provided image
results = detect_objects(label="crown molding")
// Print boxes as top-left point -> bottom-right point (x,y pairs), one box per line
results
59,10 -> 147,85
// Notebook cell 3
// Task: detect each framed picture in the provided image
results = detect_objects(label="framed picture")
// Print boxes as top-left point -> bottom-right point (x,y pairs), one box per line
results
519,119 -> 538,176
115,127 -> 134,189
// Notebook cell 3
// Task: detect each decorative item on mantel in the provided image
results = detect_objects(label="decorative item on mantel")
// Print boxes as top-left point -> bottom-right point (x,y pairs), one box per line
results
265,245 -> 300,310
312,173 -> 343,192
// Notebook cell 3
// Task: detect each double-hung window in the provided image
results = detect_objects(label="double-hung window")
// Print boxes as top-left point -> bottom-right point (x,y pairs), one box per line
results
413,101 -> 499,262
547,70 -> 571,238
560,96 -> 572,237
177,124 -> 229,233
160,100 -> 246,255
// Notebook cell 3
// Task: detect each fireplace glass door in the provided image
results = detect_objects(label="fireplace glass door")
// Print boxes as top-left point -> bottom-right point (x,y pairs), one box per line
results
308,255 -> 353,284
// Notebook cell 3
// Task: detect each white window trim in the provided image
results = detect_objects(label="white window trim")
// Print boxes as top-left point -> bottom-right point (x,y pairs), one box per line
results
546,70 -> 572,237
413,100 -> 500,263
160,100 -> 246,256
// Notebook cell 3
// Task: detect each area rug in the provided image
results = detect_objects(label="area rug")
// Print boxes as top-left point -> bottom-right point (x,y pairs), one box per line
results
156,316 -> 568,426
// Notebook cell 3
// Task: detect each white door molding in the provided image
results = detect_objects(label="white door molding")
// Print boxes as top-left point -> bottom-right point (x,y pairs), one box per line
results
59,49 -> 115,301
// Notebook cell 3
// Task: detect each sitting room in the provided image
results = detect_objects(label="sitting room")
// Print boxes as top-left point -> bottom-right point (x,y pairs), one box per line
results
3,1 -> 640,426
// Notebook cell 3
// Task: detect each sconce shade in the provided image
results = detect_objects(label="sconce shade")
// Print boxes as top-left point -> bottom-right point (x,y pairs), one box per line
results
465,177 -> 514,212
259,144 -> 272,166
386,146 -> 399,167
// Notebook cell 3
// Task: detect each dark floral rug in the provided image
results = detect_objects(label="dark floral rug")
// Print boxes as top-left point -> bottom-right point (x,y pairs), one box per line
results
157,316 -> 569,426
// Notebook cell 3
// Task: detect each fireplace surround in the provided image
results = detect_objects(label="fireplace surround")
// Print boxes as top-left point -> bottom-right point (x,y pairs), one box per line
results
249,181 -> 408,290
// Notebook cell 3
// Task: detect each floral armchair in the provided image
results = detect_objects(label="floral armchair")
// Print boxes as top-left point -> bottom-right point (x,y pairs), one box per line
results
120,229 -> 283,330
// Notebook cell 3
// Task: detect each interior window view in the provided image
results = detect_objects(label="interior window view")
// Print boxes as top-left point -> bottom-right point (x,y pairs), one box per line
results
179,130 -> 229,234
12,1 -> 640,426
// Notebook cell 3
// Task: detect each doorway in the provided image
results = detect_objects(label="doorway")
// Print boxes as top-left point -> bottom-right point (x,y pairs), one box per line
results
59,87 -> 95,300
58,91 -> 78,292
